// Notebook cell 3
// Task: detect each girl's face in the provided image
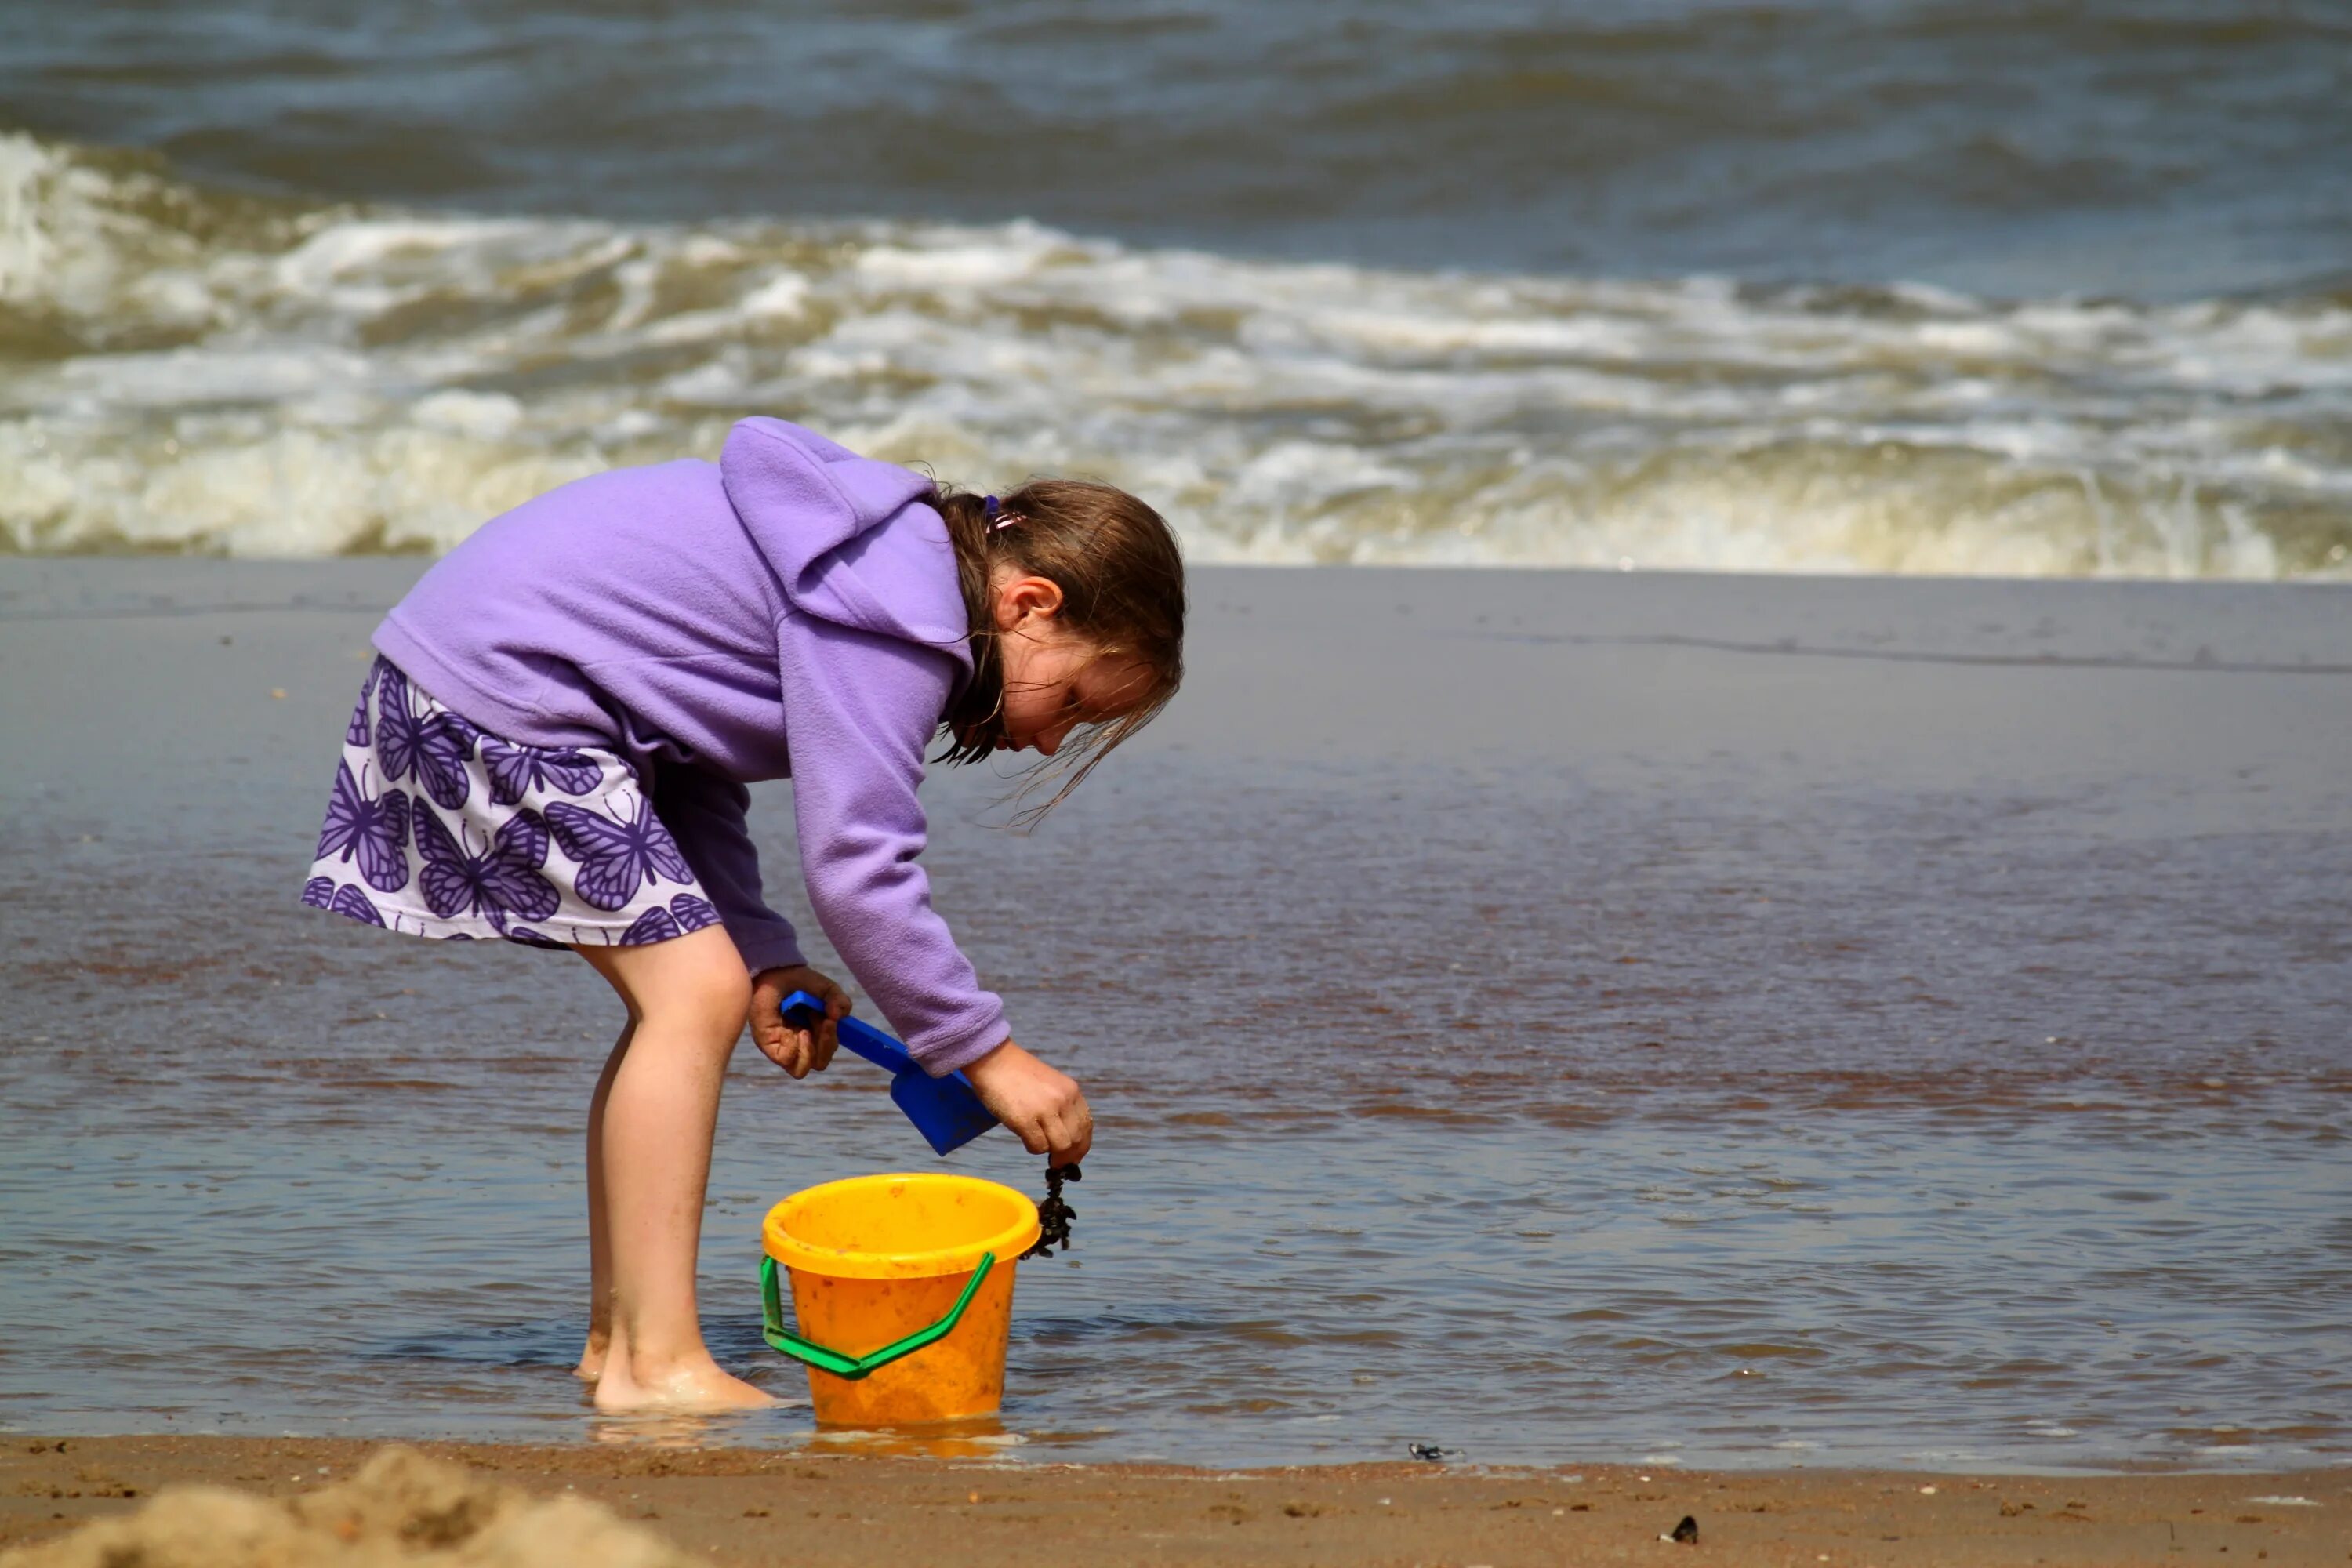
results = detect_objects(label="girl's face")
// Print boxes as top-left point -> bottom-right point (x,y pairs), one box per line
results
990,573 -> 1154,757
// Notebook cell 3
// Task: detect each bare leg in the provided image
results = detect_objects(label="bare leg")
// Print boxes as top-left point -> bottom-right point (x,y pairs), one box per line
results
573,927 -> 774,1414
573,1016 -> 634,1383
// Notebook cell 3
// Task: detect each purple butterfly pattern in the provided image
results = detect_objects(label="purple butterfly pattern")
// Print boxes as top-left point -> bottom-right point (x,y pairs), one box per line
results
414,805 -> 561,927
308,655 -> 730,956
481,734 -> 604,807
620,905 -> 682,945
315,762 -> 411,892
669,893 -> 720,933
302,875 -> 387,927
376,664 -> 478,811
545,798 -> 692,912
345,660 -> 379,746
331,882 -> 386,926
616,891 -> 724,946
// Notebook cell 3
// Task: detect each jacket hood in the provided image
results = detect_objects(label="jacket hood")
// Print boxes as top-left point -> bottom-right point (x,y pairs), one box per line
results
718,417 -> 973,672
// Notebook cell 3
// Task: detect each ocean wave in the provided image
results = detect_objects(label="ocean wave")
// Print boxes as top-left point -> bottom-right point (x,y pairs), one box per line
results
2,131 -> 2347,576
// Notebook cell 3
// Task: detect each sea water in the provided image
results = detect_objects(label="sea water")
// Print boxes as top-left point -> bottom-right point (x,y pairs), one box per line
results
2,558 -> 2345,1470
3,1 -> 2351,575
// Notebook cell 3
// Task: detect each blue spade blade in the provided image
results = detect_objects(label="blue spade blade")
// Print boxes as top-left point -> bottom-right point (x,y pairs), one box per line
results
779,990 -> 1000,1157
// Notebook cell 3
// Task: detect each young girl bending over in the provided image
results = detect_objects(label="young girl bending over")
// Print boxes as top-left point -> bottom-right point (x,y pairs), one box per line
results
300,419 -> 1185,1412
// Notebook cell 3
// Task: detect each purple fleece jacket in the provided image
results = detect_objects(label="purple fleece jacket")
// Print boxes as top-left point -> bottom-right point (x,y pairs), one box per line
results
372,418 -> 1007,1075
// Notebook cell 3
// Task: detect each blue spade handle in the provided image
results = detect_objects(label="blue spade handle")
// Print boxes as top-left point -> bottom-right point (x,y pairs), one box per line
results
779,989 -> 1000,1156
784,992 -> 916,1075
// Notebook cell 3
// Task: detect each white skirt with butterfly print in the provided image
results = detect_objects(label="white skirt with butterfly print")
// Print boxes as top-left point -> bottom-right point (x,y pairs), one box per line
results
302,655 -> 723,951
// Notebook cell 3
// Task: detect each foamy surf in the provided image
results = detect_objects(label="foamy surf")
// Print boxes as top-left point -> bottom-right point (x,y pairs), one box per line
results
2,132 -> 2347,576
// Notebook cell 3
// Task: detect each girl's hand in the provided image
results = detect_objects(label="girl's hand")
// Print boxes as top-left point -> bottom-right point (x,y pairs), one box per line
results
963,1039 -> 1093,1164
750,965 -> 851,1079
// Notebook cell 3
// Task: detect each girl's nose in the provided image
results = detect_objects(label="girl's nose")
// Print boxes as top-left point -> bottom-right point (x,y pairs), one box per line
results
1035,724 -> 1069,758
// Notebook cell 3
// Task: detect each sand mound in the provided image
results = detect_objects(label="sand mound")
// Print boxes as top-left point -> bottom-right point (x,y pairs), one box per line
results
0,1446 -> 697,1568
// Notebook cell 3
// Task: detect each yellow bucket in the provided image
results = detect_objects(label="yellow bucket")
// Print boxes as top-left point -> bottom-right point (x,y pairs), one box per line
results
760,1173 -> 1040,1426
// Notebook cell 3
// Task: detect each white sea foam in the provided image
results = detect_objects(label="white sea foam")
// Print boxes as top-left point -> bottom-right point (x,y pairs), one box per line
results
2,131 -> 2347,574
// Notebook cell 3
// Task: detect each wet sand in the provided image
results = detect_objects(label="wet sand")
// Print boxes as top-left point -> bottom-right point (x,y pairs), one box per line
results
2,1437 -> 2344,1566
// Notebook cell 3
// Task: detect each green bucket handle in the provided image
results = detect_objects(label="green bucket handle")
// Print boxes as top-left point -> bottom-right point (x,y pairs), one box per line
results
760,1251 -> 996,1381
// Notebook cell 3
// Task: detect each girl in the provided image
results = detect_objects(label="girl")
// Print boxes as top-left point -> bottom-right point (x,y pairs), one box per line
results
301,417 -> 1185,1413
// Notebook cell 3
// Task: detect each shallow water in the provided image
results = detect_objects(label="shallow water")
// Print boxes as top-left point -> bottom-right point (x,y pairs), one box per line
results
2,559 -> 2347,1470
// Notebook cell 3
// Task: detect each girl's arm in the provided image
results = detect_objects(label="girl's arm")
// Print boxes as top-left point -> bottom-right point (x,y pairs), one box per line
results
773,612 -> 1011,1076
648,762 -> 807,976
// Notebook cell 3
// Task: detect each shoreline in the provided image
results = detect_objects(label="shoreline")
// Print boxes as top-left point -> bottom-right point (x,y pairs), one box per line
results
2,1436 -> 2342,1566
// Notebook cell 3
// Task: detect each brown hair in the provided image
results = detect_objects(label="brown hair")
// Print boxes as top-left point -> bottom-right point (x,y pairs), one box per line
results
928,477 -> 1185,811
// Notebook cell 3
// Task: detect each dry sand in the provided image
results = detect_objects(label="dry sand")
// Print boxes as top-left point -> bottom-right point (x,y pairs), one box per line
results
0,1443 -> 691,1568
2,1437 -> 2342,1567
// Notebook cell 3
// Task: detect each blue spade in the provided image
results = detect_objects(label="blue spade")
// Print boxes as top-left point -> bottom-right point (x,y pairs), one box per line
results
778,989 -> 1000,1156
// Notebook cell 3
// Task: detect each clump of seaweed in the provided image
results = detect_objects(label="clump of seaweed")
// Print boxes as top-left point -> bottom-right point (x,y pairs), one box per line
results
1022,1163 -> 1081,1258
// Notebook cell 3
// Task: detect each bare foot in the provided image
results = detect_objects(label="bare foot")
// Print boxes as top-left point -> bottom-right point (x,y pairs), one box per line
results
573,1336 -> 608,1384
593,1355 -> 776,1414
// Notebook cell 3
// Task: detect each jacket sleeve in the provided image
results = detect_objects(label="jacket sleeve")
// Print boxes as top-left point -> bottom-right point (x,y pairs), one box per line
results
772,608 -> 1011,1075
651,761 -> 808,976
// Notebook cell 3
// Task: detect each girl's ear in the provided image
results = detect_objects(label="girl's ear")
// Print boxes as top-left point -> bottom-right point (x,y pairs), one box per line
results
993,572 -> 1066,631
